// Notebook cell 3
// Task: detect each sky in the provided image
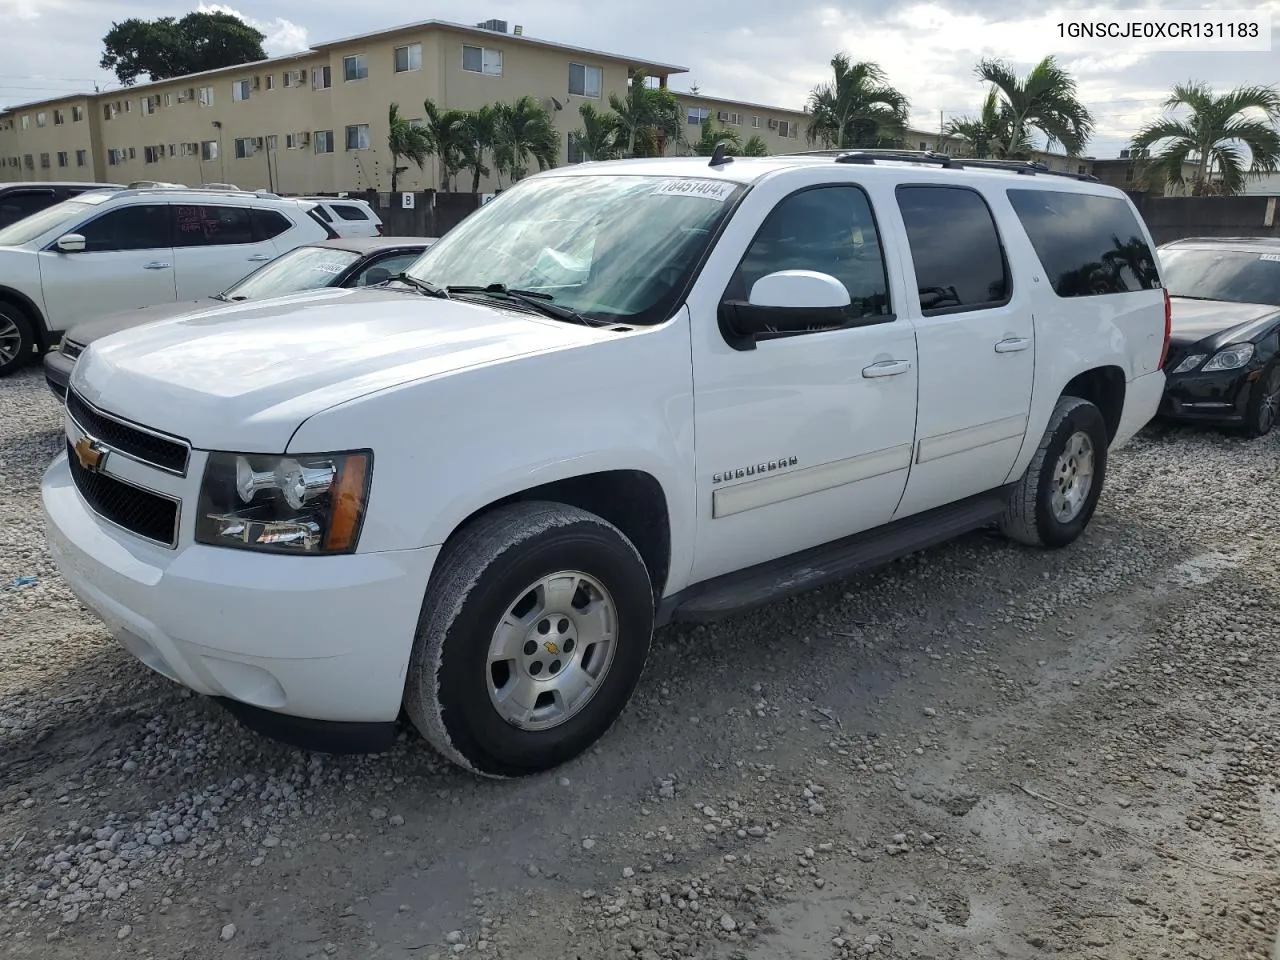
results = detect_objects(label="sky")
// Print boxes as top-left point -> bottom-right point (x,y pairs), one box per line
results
1,0 -> 1277,160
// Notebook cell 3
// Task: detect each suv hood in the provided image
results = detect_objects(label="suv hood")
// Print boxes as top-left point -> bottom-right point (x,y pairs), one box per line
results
1169,296 -> 1280,347
70,288 -> 601,452
65,298 -> 223,345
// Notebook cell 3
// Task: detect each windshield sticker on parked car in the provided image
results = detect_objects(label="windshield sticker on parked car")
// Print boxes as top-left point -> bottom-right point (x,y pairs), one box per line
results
652,179 -> 737,202
1259,254 -> 1280,262
314,262 -> 346,274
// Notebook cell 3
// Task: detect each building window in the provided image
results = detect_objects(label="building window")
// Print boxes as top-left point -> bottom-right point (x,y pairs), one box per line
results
142,97 -> 155,116
687,107 -> 709,126
312,65 -> 332,89
201,140 -> 218,161
72,106 -> 84,122
128,147 -> 136,159
461,44 -> 502,76
265,134 -> 278,151
285,133 -> 299,149
343,55 -> 368,82
265,74 -> 274,91
57,151 -> 68,168
144,145 -> 164,164
314,130 -> 335,154
568,63 -> 602,98
1077,164 -> 1087,175
395,43 -> 422,73
567,132 -> 584,164
39,152 -> 50,169
167,144 -> 175,157
198,86 -> 214,107
716,111 -> 741,125
233,79 -> 251,102
165,94 -> 172,107
75,150 -> 87,167
20,115 -> 29,129
777,119 -> 793,138
106,150 -> 121,166
234,137 -> 256,159
345,124 -> 370,150
751,116 -> 761,128
36,112 -> 46,128
53,109 -> 65,125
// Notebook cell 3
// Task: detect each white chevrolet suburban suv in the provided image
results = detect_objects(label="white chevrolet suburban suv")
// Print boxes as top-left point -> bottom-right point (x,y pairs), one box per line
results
41,150 -> 1170,778
0,186 -> 332,376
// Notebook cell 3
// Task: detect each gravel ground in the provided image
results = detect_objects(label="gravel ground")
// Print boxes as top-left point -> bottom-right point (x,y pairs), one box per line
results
4,362 -> 1280,960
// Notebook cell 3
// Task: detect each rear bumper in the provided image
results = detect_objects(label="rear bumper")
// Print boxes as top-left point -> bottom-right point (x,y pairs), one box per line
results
1112,370 -> 1166,449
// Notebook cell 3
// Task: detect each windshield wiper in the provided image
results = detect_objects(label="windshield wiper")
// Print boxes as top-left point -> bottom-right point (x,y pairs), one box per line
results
391,273 -> 451,298
445,283 -> 611,327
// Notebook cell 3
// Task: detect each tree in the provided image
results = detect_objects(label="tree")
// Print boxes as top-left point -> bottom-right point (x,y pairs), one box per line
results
459,105 -> 498,193
973,55 -> 1093,157
100,11 -> 266,86
692,117 -> 743,156
944,87 -> 1030,159
804,54 -> 910,149
1130,81 -> 1280,196
571,103 -> 623,161
609,71 -> 682,157
742,135 -> 769,157
421,99 -> 471,191
387,103 -> 430,194
493,97 -> 559,182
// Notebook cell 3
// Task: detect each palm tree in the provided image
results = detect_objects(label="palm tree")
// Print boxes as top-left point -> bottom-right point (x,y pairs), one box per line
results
973,55 -> 1093,157
387,102 -> 430,193
1130,81 -> 1280,196
493,96 -> 559,182
459,104 -> 498,194
572,103 -> 622,161
692,116 -> 742,156
804,54 -> 910,149
421,98 -> 471,191
609,71 -> 682,157
742,134 -> 769,157
944,87 -> 1028,159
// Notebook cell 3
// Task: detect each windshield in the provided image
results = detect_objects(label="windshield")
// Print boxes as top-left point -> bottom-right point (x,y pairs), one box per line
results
0,194 -> 111,247
404,173 -> 745,324
1159,247 -> 1280,307
221,245 -> 362,300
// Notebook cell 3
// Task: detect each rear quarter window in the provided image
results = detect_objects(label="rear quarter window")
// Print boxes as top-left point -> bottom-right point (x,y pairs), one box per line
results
331,204 -> 370,221
1006,189 -> 1160,297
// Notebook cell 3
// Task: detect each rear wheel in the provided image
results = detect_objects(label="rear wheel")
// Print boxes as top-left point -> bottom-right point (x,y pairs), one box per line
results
1242,362 -> 1280,438
1000,395 -> 1109,549
0,303 -> 35,377
404,501 -> 654,778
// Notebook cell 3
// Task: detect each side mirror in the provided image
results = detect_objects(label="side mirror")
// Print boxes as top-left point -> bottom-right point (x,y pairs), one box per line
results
718,270 -> 853,349
55,234 -> 86,253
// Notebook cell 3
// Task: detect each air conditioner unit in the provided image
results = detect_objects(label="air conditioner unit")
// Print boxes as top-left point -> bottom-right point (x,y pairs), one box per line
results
716,111 -> 729,121
299,132 -> 311,146
252,137 -> 264,149
767,118 -> 779,129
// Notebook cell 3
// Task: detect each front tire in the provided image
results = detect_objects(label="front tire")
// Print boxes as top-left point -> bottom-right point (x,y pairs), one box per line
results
0,303 -> 35,378
404,501 -> 654,778
1000,395 -> 1109,549
1241,362 -> 1280,439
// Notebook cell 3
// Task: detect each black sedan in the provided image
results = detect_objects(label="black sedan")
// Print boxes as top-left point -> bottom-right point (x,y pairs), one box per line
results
1157,237 -> 1280,438
44,236 -> 437,399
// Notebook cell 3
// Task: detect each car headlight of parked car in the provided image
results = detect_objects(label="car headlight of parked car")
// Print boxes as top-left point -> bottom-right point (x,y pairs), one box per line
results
195,451 -> 371,554
1201,343 -> 1255,373
1171,354 -> 1207,374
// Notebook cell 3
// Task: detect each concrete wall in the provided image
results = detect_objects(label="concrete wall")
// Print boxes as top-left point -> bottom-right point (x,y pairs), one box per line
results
1132,193 -> 1280,245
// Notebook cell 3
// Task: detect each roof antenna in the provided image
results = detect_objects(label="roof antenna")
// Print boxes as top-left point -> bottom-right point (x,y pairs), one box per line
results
708,142 -> 733,167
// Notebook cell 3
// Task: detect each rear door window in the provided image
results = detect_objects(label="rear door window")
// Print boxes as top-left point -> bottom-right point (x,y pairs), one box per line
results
896,185 -> 1010,315
0,189 -> 56,229
1006,189 -> 1160,296
331,203 -> 370,222
171,204 -> 258,246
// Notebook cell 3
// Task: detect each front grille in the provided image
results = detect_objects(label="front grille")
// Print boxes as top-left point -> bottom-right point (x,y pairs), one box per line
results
66,440 -> 180,547
67,389 -> 190,475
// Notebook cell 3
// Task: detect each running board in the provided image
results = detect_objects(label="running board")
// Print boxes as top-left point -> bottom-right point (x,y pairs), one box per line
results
656,486 -> 1014,626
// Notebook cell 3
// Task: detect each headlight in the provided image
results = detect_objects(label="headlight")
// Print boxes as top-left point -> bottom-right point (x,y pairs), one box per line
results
1171,354 -> 1206,374
195,450 -> 371,554
1201,343 -> 1255,372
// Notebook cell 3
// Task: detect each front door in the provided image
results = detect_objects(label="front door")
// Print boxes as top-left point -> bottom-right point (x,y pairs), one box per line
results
890,183 -> 1036,519
37,202 -> 176,333
170,202 -> 281,299
688,180 -> 921,586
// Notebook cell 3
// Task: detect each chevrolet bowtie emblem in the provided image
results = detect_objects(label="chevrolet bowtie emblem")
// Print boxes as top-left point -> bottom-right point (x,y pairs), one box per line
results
73,435 -> 106,472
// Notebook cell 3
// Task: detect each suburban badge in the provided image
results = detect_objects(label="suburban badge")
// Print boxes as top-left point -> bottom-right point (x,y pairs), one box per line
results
712,456 -> 798,484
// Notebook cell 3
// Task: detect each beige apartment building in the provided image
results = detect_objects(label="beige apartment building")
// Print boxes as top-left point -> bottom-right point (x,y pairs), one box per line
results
0,16 -> 1095,195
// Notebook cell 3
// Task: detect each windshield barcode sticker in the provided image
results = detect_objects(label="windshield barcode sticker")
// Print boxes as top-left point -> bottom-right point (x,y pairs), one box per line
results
1259,254 -> 1280,262
653,179 -> 737,202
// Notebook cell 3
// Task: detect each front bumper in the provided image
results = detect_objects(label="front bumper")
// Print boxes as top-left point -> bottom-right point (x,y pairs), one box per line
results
43,349 -> 73,400
1159,366 -> 1255,424
42,453 -> 440,734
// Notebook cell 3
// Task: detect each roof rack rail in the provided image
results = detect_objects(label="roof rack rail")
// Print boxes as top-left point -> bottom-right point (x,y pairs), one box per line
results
833,149 -> 961,168
952,157 -> 1100,182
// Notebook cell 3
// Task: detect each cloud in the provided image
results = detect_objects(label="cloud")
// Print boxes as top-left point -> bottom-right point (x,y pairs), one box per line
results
196,2 -> 308,56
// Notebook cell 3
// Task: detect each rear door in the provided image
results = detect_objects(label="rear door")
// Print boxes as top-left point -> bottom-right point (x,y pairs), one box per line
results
0,189 -> 56,230
37,201 -> 176,331
170,201 -> 280,298
890,183 -> 1035,519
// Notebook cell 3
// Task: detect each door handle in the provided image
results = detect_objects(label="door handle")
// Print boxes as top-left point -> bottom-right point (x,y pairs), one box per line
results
995,337 -> 1030,353
862,359 -> 913,378
142,261 -> 171,270
247,254 -> 272,261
